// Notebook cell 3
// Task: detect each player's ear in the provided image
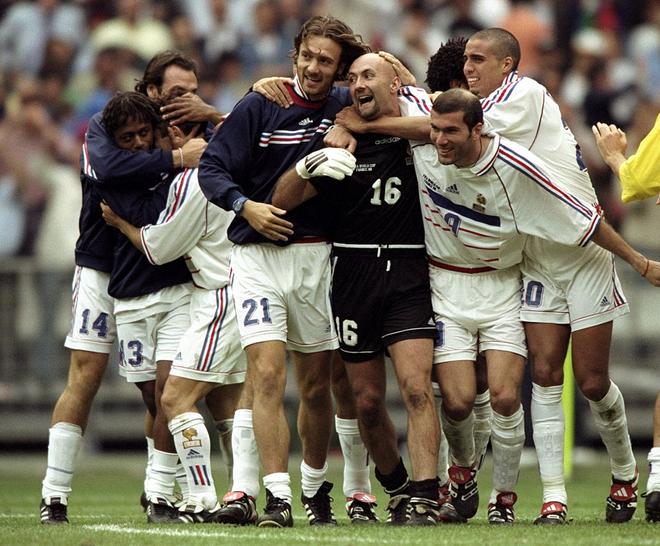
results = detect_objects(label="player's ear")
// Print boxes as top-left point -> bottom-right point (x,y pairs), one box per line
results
472,122 -> 483,139
146,84 -> 159,99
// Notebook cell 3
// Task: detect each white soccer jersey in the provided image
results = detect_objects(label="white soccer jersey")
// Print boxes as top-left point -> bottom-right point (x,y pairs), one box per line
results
140,168 -> 234,290
480,72 -> 597,206
399,87 -> 601,269
413,134 -> 601,269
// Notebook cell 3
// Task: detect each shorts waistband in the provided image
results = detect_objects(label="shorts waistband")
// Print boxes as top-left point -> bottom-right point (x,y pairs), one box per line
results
333,243 -> 425,257
427,256 -> 496,274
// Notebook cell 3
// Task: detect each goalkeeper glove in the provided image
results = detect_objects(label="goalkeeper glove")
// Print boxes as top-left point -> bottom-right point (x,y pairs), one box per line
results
295,147 -> 356,180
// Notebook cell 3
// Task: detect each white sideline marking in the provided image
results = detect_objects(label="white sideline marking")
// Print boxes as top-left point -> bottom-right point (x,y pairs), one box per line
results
82,524 -> 419,544
1,513 -> 111,519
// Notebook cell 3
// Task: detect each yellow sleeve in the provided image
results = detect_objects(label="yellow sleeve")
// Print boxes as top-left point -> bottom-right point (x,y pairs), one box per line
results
620,114 -> 660,203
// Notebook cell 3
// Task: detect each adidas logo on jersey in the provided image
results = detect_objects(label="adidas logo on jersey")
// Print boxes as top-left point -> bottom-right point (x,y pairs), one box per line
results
600,296 -> 610,306
446,184 -> 459,194
186,449 -> 204,460
298,117 -> 314,126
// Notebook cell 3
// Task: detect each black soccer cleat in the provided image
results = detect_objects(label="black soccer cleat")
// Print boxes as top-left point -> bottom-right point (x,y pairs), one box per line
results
406,496 -> 439,526
448,464 -> 479,519
487,491 -> 517,525
140,491 -> 148,512
301,481 -> 337,526
216,491 -> 258,525
40,497 -> 68,525
606,472 -> 638,523
385,494 -> 410,525
345,492 -> 378,524
533,501 -> 568,525
643,490 -> 660,523
256,489 -> 293,528
146,496 -> 181,524
176,501 -> 221,523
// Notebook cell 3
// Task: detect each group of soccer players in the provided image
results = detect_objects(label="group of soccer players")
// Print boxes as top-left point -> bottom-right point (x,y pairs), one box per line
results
39,13 -> 660,528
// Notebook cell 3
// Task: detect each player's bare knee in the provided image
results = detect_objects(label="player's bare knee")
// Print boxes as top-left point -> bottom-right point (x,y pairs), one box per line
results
577,374 -> 610,402
442,395 -> 473,421
490,388 -> 520,416
531,358 -> 564,386
355,391 -> 385,429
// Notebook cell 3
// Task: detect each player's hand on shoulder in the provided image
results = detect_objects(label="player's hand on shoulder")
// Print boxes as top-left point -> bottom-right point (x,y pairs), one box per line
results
324,125 -> 357,153
296,147 -> 356,181
241,201 -> 294,242
253,76 -> 295,108
378,51 -> 417,86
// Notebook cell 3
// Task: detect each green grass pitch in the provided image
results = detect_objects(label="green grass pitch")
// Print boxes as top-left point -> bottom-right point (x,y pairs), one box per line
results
1,451 -> 657,545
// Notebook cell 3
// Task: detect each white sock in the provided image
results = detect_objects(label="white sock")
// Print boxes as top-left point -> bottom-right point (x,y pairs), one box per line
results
442,408 -> 475,468
144,436 -> 154,493
434,388 -> 449,484
489,406 -> 524,502
588,382 -> 636,481
232,409 -> 260,498
532,383 -> 567,505
216,418 -> 234,490
145,449 -> 179,502
335,416 -> 371,497
301,460 -> 328,498
474,390 -> 492,470
42,422 -> 83,503
647,447 -> 660,492
169,412 -> 217,508
263,472 -> 291,504
175,463 -> 189,502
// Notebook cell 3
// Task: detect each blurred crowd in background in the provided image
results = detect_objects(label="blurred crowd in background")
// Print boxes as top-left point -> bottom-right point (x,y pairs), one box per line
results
0,0 -> 658,391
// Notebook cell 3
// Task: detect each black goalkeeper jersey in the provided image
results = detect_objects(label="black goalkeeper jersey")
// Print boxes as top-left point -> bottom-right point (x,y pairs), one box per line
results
314,133 -> 424,246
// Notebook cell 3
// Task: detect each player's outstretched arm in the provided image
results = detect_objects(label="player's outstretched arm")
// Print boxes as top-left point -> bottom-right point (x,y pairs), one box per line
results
591,219 -> 660,286
335,105 -> 430,140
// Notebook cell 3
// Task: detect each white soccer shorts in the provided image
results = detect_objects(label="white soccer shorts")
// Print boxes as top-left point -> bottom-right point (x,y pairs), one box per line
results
65,266 -> 116,354
430,265 -> 527,364
230,242 -> 338,352
117,297 -> 190,383
521,239 -> 629,331
169,286 -> 247,384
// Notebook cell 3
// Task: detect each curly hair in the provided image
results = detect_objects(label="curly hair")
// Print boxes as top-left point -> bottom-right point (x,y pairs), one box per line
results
134,50 -> 198,95
291,15 -> 371,81
426,37 -> 468,93
101,91 -> 161,141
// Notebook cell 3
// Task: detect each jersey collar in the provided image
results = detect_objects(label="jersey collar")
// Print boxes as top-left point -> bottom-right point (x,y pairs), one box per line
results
287,75 -> 330,109
470,133 -> 500,176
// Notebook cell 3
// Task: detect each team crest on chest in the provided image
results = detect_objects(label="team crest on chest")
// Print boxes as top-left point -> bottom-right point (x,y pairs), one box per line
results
472,193 -> 487,213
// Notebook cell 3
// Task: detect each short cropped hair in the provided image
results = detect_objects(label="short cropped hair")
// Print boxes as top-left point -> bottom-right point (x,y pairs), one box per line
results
432,88 -> 483,132
101,91 -> 161,140
291,16 -> 371,81
134,50 -> 198,95
469,28 -> 521,71
426,36 -> 468,92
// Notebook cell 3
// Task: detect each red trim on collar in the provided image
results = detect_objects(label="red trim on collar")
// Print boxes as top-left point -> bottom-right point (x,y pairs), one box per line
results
286,83 -> 328,109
